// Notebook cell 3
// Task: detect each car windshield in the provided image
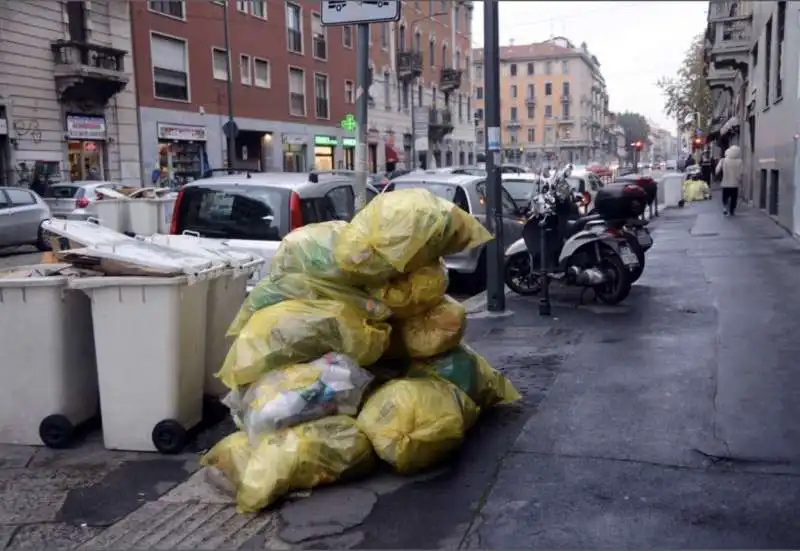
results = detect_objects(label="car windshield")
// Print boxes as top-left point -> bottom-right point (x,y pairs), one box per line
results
44,185 -> 80,198
391,181 -> 459,201
503,179 -> 537,199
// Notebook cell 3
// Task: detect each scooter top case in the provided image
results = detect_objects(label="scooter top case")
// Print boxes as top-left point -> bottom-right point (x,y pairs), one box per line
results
594,183 -> 648,221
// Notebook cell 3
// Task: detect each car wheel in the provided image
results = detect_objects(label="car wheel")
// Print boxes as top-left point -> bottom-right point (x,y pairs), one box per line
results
36,224 -> 51,252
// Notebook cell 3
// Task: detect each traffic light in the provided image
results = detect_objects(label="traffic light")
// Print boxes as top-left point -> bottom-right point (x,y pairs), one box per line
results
630,141 -> 643,151
692,137 -> 704,151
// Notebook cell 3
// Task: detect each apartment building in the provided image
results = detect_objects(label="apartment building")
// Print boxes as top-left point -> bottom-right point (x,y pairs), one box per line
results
131,0 -> 357,179
362,0 -> 475,171
704,0 -> 800,233
472,37 -> 611,166
0,0 -> 140,186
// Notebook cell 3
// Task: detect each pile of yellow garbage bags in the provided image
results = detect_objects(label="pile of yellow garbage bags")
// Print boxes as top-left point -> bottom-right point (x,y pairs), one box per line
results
683,177 -> 711,202
202,188 -> 522,513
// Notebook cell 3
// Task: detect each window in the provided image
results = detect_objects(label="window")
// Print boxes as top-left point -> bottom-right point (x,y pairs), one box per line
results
510,107 -> 518,120
251,0 -> 267,18
440,0 -> 446,13
454,6 -> 460,31
380,23 -> 389,50
429,38 -> 436,66
465,55 -> 470,71
526,83 -> 534,98
776,0 -> 785,99
442,43 -> 448,68
458,94 -> 463,121
415,0 -> 420,9
562,82 -> 570,96
563,103 -> 570,119
383,71 -> 392,110
510,85 -> 517,98
312,13 -> 326,59
253,58 -> 270,87
475,108 -> 484,121
397,25 -> 406,50
455,50 -> 461,69
236,0 -> 247,12
476,129 -> 484,145
527,128 -> 535,142
510,63 -> 517,76
343,25 -> 353,48
526,62 -> 534,75
326,187 -> 355,221
7,189 -> 35,206
289,67 -> 306,116
315,73 -> 329,119
414,32 -> 421,53
286,2 -> 303,54
345,80 -> 355,104
240,54 -> 251,85
545,61 -> 552,75
476,86 -> 483,99
149,0 -> 184,19
544,82 -> 552,96
475,64 -> 482,79
151,34 -> 189,101
212,48 -> 228,80
402,81 -> 410,110
764,16 -> 772,106
418,83 -> 423,106
561,60 -> 569,74
527,105 -> 534,119
544,105 -> 552,118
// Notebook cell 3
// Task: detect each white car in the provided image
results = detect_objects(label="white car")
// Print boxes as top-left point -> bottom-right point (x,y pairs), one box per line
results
42,181 -> 124,220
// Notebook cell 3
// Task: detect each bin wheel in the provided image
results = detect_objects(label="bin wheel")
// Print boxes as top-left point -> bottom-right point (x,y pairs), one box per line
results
39,415 -> 75,449
152,419 -> 188,455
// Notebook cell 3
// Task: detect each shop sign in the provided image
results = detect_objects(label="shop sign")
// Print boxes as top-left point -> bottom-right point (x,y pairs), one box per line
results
157,123 -> 207,142
0,118 -> 6,136
66,115 -> 107,140
282,134 -> 307,146
342,137 -> 357,147
314,135 -> 338,147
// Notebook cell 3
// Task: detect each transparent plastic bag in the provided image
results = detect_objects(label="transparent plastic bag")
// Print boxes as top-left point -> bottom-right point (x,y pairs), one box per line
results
219,299 -> 391,390
398,296 -> 466,358
357,377 -> 479,474
232,353 -> 374,440
368,261 -> 449,319
228,273 -> 392,337
407,344 -> 521,409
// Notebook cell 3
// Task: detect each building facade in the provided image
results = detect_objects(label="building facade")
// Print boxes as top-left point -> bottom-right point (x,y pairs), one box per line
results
705,0 -> 800,233
472,37 -> 611,166
0,0 -> 140,187
131,0 -> 358,182
363,0 -> 475,171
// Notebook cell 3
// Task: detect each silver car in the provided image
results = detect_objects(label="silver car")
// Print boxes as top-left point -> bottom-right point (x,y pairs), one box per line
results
42,181 -> 123,219
0,187 -> 52,250
384,173 -> 526,291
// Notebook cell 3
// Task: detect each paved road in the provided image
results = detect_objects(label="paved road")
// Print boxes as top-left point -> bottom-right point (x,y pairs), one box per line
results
0,246 -> 42,270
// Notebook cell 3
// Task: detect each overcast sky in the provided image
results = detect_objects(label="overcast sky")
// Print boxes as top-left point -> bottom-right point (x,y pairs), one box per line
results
470,1 -> 709,134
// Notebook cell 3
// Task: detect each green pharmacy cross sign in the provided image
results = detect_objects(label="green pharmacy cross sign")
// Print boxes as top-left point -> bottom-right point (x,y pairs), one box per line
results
341,114 -> 357,132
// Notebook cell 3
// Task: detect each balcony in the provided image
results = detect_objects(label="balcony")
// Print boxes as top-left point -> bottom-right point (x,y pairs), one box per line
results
561,94 -> 572,104
439,68 -> 463,94
706,65 -> 737,93
708,0 -> 748,23
397,51 -> 423,80
557,117 -> 575,125
51,40 -> 128,105
505,119 -> 522,129
428,107 -> 454,142
708,16 -> 751,75
525,96 -> 536,106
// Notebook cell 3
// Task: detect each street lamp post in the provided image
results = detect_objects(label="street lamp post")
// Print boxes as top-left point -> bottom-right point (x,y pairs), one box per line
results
409,12 -> 446,170
222,0 -> 235,171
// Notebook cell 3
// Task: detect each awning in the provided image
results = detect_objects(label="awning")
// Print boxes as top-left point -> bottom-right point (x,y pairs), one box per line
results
721,116 -> 740,136
385,143 -> 399,164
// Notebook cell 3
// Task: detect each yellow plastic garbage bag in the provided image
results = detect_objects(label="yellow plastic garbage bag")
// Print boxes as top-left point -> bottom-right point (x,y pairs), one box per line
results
200,431 -> 251,491
218,300 -> 391,390
397,296 -> 466,359
227,273 -> 392,337
367,261 -> 449,319
407,344 -> 521,409
270,221 -> 350,281
682,179 -> 711,202
237,415 -> 375,513
357,377 -> 479,474
334,188 -> 491,283
229,353 -> 374,440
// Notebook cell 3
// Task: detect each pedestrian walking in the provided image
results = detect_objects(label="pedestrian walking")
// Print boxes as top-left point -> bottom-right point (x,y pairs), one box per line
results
716,145 -> 743,216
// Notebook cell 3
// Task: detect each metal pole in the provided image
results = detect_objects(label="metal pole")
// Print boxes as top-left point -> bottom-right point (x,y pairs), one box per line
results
223,1 -> 235,171
483,0 -> 504,312
410,78 -> 416,170
355,23 -> 370,210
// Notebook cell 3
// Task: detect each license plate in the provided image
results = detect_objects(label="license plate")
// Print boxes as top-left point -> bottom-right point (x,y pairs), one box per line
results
636,229 -> 653,247
619,245 -> 639,266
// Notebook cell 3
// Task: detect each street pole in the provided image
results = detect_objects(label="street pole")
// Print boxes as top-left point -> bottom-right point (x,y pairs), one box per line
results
222,1 -> 235,171
354,23 -> 370,211
483,0 -> 504,312
410,79 -> 416,170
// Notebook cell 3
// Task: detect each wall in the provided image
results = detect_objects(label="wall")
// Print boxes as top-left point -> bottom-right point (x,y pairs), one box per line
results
0,0 -> 140,186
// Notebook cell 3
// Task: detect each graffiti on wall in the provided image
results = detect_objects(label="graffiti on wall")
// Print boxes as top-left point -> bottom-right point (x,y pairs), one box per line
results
12,119 -> 42,144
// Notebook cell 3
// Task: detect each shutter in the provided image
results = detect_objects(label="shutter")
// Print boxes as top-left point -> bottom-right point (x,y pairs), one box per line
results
151,34 -> 187,72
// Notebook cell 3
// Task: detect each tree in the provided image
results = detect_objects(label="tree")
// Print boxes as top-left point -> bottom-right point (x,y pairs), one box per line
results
616,111 -> 651,150
657,33 -> 713,136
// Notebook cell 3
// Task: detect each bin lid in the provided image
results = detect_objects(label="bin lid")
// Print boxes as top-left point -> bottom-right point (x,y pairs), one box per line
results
55,240 -> 216,277
41,218 -> 133,247
146,234 -> 255,267
0,263 -> 102,287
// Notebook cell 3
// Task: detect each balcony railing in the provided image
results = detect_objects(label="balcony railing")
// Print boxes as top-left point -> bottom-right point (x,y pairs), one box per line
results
397,51 -> 423,80
561,94 -> 572,104
525,96 -> 536,106
709,0 -> 750,22
439,68 -> 463,93
51,40 -> 129,105
711,19 -> 751,52
428,107 -> 454,141
505,119 -> 521,128
52,40 -> 126,71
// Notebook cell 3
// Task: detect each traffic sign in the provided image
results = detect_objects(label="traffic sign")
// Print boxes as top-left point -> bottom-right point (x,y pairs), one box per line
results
222,120 -> 239,139
321,0 -> 401,26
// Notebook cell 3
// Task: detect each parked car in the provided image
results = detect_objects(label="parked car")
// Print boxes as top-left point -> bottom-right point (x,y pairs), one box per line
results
42,181 -> 124,220
383,173 -> 526,291
476,163 -> 533,174
501,173 -> 545,209
170,171 -> 379,288
567,171 -> 605,208
0,187 -> 51,250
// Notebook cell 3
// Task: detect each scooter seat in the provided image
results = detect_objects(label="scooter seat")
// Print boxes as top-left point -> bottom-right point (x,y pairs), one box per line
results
565,214 -> 603,236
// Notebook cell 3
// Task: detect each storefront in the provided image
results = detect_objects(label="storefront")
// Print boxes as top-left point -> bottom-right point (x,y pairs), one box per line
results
156,123 -> 207,184
342,137 -> 356,170
282,134 -> 308,172
66,115 -> 107,181
0,113 -> 8,186
235,130 -> 271,172
313,135 -> 337,171
367,130 -> 380,174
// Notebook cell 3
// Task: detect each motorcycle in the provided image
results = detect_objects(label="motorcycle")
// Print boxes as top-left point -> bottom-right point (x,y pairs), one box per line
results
504,167 -> 637,306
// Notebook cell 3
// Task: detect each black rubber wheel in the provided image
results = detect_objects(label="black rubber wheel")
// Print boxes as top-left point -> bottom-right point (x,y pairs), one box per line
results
504,252 -> 542,296
152,419 -> 188,454
623,234 -> 646,283
39,414 -> 75,449
35,224 -> 51,252
678,199 -> 686,208
594,248 -> 632,305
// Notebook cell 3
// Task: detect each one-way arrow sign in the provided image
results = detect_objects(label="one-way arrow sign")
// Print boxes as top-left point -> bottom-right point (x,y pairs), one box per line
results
321,0 -> 401,26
